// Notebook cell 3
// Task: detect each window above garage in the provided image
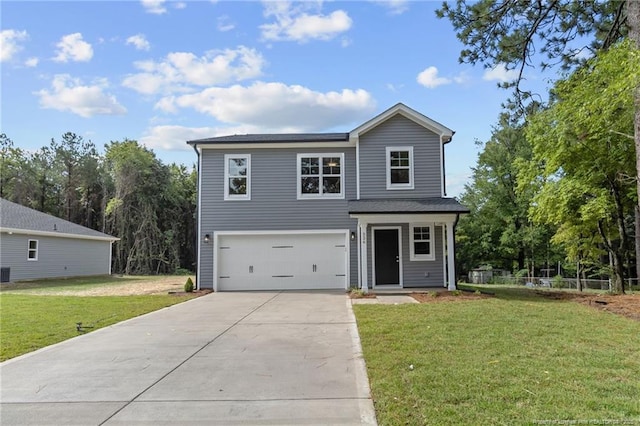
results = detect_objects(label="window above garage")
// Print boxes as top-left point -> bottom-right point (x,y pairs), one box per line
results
386,146 -> 414,190
297,153 -> 344,199
224,154 -> 251,201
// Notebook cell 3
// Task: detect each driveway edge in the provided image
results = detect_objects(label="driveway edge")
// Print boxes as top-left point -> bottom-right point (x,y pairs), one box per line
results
345,297 -> 378,425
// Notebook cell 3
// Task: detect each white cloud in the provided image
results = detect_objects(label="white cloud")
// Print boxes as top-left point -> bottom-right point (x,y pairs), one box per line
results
453,71 -> 470,84
141,0 -> 166,14
260,1 -> 352,43
173,2 -> 186,10
156,81 -> 376,131
140,124 -> 286,151
417,66 -> 451,88
53,33 -> 93,63
375,0 -> 409,15
25,57 -> 39,67
126,34 -> 151,51
122,46 -> 265,95
36,74 -> 127,118
1,29 -> 28,62
217,15 -> 235,32
483,64 -> 519,83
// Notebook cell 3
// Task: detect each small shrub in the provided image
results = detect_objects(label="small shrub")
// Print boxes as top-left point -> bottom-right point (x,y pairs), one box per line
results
429,291 -> 439,298
552,275 -> 567,289
184,277 -> 194,293
451,290 -> 463,296
474,290 -> 482,295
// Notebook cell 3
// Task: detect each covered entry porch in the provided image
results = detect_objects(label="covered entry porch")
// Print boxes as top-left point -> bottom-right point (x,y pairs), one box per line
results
349,198 -> 469,293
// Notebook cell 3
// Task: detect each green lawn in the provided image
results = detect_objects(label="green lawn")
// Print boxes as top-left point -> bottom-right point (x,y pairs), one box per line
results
0,293 -> 196,361
354,288 -> 640,425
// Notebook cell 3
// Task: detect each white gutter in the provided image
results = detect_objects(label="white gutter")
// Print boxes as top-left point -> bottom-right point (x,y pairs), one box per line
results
0,227 -> 119,242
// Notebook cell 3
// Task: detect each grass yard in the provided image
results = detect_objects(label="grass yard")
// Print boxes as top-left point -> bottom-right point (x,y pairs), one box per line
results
354,289 -> 640,425
0,276 -> 198,361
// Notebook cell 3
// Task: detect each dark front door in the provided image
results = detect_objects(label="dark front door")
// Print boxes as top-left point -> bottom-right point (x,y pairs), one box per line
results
374,228 -> 400,285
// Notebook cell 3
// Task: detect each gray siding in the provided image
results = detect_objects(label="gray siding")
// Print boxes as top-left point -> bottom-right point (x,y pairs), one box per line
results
359,115 -> 443,199
199,147 -> 358,289
0,233 -> 111,281
366,224 -> 445,288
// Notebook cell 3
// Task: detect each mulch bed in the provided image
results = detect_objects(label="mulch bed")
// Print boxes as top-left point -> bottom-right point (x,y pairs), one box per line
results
534,291 -> 640,322
168,289 -> 213,297
410,291 -> 491,303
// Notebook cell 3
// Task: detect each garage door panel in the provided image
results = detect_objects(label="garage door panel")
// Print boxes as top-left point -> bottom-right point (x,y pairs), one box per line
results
216,233 -> 347,291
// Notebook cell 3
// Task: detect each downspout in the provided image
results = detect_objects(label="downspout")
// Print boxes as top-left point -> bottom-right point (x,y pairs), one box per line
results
440,132 -> 455,197
191,143 -> 201,290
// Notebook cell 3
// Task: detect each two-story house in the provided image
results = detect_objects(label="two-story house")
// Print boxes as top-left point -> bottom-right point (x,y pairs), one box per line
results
188,103 -> 469,292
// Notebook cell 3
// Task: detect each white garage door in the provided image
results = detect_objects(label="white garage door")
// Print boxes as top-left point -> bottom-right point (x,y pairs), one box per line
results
216,232 -> 348,291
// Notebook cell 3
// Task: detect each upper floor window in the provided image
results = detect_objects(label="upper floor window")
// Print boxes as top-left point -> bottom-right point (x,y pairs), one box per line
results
410,224 -> 434,261
297,153 -> 344,199
386,146 -> 414,190
224,154 -> 251,200
28,239 -> 38,261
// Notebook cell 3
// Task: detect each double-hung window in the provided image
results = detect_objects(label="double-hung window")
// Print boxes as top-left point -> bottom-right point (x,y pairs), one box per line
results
224,154 -> 251,200
410,224 -> 434,261
386,146 -> 414,190
28,239 -> 38,261
297,153 -> 344,199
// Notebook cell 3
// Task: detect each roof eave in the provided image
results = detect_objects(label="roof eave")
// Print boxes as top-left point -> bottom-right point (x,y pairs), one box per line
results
0,227 -> 120,242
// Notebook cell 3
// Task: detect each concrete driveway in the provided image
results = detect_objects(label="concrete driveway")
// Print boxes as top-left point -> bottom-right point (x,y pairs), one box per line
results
0,292 -> 376,425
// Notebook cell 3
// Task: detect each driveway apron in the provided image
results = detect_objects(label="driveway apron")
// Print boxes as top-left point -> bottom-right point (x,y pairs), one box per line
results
0,291 -> 376,425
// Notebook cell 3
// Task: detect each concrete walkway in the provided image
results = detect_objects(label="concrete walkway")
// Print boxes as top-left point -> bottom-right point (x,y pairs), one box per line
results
0,292 -> 377,425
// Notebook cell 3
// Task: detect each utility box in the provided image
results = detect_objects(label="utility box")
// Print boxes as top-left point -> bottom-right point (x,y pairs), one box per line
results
1,267 -> 10,283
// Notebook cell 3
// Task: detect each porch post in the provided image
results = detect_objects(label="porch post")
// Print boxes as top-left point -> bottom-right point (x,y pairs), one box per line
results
446,221 -> 456,290
359,221 -> 369,293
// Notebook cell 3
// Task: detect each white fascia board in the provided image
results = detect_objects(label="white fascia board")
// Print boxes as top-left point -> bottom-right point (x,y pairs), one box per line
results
197,141 -> 355,150
0,227 -> 119,242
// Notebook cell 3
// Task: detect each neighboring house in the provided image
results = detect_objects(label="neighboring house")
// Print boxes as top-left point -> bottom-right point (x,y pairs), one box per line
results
188,103 -> 469,292
0,198 -> 119,282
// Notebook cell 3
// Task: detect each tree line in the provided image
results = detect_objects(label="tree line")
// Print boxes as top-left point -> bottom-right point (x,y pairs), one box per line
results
439,0 -> 640,294
0,133 -> 196,275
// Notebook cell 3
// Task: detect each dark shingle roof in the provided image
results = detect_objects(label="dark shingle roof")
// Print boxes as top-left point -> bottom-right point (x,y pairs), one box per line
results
188,133 -> 350,145
348,198 -> 470,214
0,198 -> 118,240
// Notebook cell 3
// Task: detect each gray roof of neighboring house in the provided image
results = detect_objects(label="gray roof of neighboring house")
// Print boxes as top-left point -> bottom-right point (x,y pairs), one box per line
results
188,133 -> 350,145
0,198 -> 118,241
348,198 -> 470,214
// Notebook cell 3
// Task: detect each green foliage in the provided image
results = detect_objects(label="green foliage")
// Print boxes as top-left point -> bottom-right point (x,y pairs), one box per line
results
551,275 -> 568,289
523,41 -> 639,293
184,277 -> 194,293
1,134 -> 197,276
456,113 -> 560,276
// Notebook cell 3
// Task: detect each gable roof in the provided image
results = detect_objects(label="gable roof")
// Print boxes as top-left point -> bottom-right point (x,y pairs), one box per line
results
350,103 -> 454,141
186,103 -> 453,147
0,198 -> 118,242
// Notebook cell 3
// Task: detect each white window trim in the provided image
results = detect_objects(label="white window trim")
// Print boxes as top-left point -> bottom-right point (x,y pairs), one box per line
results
224,154 -> 251,201
27,239 -> 38,261
386,146 -> 414,190
296,153 -> 345,200
410,223 -> 435,261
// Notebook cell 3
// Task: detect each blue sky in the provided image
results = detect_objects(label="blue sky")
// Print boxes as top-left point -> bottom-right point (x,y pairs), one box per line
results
1,1 -> 551,197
